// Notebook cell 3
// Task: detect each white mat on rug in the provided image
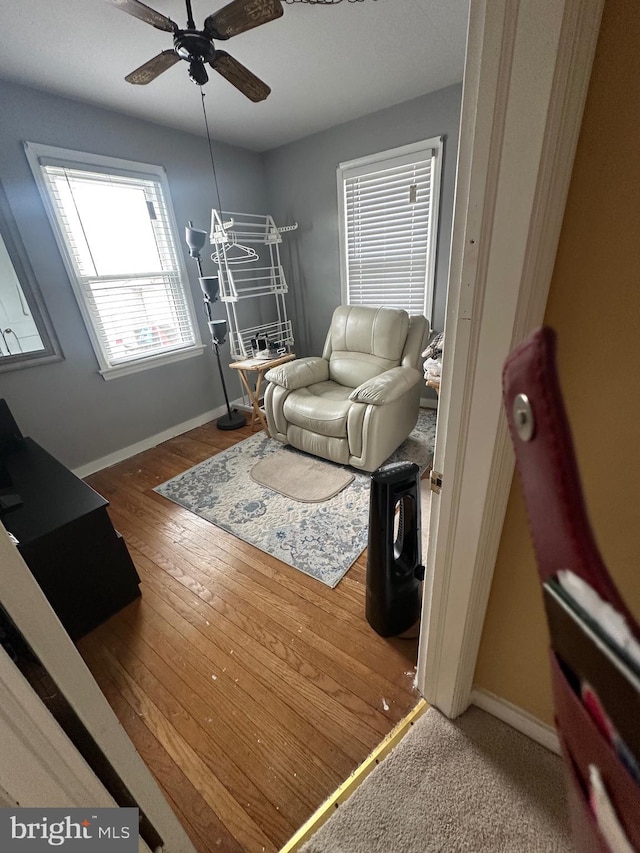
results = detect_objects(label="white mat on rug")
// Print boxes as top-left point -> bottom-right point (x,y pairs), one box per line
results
250,450 -> 355,502
154,409 -> 437,587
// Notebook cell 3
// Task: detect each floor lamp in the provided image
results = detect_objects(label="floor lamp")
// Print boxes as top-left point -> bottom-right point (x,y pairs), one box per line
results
185,223 -> 246,431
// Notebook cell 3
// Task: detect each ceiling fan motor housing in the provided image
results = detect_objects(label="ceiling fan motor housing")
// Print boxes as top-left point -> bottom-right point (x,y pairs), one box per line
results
174,30 -> 215,62
173,30 -> 215,85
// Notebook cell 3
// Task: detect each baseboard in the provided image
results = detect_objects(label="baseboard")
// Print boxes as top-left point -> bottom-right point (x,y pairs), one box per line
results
470,688 -> 560,755
72,406 -> 226,479
74,394 -> 436,480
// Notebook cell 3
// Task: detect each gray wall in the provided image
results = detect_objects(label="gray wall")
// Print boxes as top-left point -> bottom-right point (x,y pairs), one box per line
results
262,84 -> 462,357
0,80 -> 461,470
0,80 -> 267,469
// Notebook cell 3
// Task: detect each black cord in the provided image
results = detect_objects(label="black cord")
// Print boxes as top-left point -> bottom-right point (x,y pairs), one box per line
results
200,89 -> 224,217
199,89 -> 240,420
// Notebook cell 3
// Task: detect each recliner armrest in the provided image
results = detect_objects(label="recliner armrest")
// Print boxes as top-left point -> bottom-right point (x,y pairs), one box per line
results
349,366 -> 422,405
265,357 -> 329,390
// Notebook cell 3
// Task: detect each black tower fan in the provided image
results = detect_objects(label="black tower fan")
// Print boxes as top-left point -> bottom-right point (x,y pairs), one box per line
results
366,461 -> 425,637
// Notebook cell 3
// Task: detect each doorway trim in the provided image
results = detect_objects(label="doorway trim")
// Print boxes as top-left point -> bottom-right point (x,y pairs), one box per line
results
416,0 -> 604,718
0,527 -> 196,852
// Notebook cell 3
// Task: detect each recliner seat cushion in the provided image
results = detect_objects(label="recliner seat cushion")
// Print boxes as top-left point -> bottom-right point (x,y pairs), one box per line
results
283,382 -> 353,438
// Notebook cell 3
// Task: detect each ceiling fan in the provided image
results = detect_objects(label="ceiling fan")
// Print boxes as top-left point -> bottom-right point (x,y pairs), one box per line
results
107,0 -> 284,101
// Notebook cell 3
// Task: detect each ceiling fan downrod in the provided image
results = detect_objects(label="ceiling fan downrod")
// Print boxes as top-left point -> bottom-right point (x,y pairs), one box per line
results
185,0 -> 196,29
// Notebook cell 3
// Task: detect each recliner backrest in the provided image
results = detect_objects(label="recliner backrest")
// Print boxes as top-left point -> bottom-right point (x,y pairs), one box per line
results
323,305 -> 411,388
402,314 -> 431,370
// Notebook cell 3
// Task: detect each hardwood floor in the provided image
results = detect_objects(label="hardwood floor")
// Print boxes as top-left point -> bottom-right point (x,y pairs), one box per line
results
78,421 -> 420,852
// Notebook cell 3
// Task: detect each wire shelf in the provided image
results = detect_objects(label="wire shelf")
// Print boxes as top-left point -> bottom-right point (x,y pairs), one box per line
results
210,210 -> 298,246
218,265 -> 287,302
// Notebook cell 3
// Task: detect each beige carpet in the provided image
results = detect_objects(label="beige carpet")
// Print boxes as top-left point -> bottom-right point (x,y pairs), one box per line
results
250,449 -> 354,502
301,706 -> 572,853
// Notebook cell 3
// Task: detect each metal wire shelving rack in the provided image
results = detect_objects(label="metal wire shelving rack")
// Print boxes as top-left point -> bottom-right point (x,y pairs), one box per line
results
210,209 -> 297,359
210,209 -> 298,409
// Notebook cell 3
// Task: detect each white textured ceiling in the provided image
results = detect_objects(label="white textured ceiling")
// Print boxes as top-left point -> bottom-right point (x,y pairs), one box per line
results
0,0 -> 468,152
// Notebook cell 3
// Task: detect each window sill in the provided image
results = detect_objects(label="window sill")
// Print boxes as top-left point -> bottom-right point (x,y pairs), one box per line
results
99,344 -> 206,381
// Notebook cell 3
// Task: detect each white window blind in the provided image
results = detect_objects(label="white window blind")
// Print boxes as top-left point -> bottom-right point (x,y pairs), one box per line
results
25,143 -> 200,378
338,139 -> 442,320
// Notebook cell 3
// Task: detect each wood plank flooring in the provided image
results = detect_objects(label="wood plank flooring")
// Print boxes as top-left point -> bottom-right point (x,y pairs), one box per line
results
77,421 -> 420,852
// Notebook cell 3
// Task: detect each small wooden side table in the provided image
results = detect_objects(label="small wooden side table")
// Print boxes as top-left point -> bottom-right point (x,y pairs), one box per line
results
229,353 -> 296,436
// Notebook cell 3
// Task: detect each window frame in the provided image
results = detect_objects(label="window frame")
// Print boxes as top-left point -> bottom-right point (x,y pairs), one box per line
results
337,137 -> 443,323
24,142 -> 204,380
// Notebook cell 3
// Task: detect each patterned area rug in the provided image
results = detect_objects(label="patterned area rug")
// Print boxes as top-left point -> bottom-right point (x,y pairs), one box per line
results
155,409 -> 437,587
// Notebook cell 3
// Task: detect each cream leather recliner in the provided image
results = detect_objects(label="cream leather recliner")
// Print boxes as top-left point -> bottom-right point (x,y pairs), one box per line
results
264,305 -> 430,472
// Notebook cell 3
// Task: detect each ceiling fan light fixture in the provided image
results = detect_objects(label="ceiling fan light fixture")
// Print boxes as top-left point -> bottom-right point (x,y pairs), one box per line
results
188,58 -> 209,86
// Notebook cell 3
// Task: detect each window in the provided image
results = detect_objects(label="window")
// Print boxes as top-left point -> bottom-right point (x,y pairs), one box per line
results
337,138 -> 443,321
25,143 -> 202,379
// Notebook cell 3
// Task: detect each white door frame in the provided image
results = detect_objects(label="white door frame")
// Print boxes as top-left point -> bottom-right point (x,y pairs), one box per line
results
0,642 -> 121,810
417,0 -> 604,718
0,527 -> 196,853
0,643 -> 159,853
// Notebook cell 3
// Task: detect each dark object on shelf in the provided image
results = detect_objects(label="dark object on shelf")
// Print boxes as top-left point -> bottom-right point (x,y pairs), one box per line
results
366,461 -> 424,637
250,333 -> 287,360
0,397 -> 24,455
1,431 -> 141,641
0,399 -> 24,514
250,332 -> 270,358
503,326 -> 640,852
0,489 -> 22,515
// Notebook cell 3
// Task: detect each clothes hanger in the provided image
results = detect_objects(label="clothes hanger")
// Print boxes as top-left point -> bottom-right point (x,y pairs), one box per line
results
211,241 -> 259,265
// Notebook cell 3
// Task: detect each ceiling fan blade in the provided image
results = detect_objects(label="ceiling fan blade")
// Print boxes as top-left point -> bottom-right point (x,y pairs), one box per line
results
125,50 -> 180,84
211,51 -> 271,101
106,0 -> 177,33
204,0 -> 283,41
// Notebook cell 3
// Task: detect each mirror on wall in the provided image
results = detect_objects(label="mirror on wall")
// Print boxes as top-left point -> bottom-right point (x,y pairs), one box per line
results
0,180 -> 62,372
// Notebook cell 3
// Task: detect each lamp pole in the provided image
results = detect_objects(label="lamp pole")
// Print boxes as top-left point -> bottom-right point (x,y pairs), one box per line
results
185,222 -> 246,431
206,307 -> 245,431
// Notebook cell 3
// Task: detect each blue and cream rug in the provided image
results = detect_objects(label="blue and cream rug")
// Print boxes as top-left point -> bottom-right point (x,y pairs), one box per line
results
155,409 -> 437,588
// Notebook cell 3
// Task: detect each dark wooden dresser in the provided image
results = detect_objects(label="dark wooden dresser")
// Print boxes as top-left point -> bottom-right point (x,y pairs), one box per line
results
1,437 -> 140,640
